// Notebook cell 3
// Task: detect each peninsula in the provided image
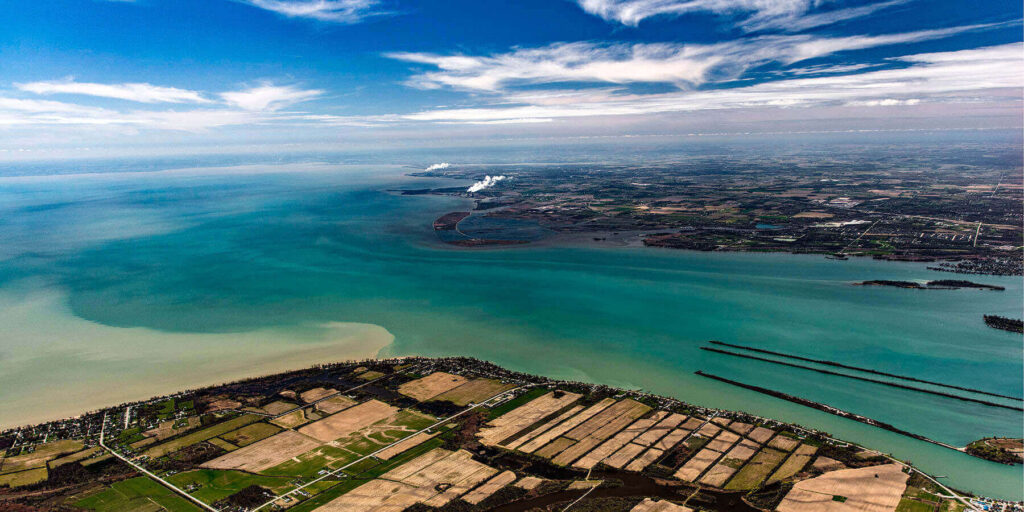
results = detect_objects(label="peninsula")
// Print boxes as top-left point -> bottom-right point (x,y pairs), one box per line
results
409,154 -> 1023,276
1,358 -> 1017,512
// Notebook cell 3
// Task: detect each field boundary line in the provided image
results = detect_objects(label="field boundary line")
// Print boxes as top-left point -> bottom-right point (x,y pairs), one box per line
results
98,413 -> 219,512
252,383 -> 535,511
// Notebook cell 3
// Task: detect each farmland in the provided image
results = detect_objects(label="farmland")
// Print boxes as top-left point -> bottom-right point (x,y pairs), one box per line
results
0,357 -> 997,512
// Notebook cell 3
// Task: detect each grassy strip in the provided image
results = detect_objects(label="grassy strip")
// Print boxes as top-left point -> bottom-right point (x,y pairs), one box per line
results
75,476 -> 202,512
287,437 -> 445,512
143,415 -> 260,458
167,469 -> 293,505
487,388 -> 549,419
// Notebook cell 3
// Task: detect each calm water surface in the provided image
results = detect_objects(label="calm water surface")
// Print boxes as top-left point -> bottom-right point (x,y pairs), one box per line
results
0,163 -> 1020,498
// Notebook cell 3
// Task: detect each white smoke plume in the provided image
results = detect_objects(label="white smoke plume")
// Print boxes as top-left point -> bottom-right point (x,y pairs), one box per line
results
425,162 -> 451,171
467,175 -> 506,193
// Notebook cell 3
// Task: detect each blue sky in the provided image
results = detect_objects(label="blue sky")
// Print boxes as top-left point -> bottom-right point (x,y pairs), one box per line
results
0,0 -> 1020,159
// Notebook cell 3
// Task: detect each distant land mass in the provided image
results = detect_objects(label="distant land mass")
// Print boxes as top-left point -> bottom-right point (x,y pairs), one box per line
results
410,155 -> 1022,276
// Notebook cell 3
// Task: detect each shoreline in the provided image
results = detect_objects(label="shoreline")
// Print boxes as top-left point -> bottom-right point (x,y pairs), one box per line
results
403,167 -> 1022,277
0,334 -> 393,430
0,286 -> 395,430
2,356 -> 1015,506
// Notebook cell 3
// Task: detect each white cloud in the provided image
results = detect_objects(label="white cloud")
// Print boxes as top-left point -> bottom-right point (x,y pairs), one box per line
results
1,42 -> 1017,147
845,98 -> 920,106
0,97 -> 115,115
0,83 -> 324,130
220,84 -> 323,111
425,162 -> 451,171
397,44 -> 1023,124
15,80 -> 210,104
239,0 -> 385,23
575,0 -> 909,31
0,99 -> 263,130
764,0 -> 909,32
388,24 -> 994,92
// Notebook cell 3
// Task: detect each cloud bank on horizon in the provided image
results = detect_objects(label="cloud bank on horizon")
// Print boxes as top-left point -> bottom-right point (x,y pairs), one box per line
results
0,0 -> 1020,157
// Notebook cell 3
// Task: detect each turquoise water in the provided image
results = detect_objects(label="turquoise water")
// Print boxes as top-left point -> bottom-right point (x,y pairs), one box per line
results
0,163 -> 1020,497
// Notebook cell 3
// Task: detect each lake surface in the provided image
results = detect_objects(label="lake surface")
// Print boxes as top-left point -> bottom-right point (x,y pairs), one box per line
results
0,162 -> 1020,498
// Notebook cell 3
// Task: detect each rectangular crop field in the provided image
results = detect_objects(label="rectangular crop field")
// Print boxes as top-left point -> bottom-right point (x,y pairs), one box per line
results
767,444 -> 818,485
143,414 -> 260,458
463,470 -> 517,505
167,469 -> 293,505
376,432 -> 437,460
777,463 -> 909,512
654,428 -> 691,451
634,413 -> 686,446
202,430 -> 322,473
0,468 -> 48,488
516,399 -> 614,453
478,391 -> 582,446
573,412 -> 666,469
75,476 -> 201,512
551,400 -> 651,466
431,378 -> 516,406
316,448 -> 497,511
747,427 -> 775,443
300,387 -> 337,403
625,447 -> 664,471
397,372 -> 468,401
505,405 -> 583,450
299,400 -> 398,442
725,447 -> 787,490
315,395 -> 357,414
1,439 -> 83,474
675,448 -> 724,482
219,422 -> 282,447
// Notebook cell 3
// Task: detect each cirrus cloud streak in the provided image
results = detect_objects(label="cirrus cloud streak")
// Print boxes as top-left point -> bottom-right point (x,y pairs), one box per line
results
387,23 -> 998,92
398,44 -> 1023,123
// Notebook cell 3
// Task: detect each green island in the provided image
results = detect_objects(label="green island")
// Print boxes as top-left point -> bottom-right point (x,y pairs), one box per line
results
982,315 -> 1024,334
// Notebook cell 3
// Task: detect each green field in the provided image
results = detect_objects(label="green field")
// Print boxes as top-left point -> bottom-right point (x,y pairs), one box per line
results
166,469 -> 293,504
897,498 -> 938,512
143,415 -> 260,458
486,388 -> 549,419
261,445 -> 359,478
724,448 -> 787,490
1,439 -> 84,474
206,438 -> 238,452
391,409 -> 436,430
156,399 -> 176,419
0,467 -> 48,487
218,422 -> 281,447
766,448 -> 813,484
286,437 -> 445,512
50,447 -> 103,468
75,477 -> 201,512
339,436 -> 386,456
118,427 -> 145,445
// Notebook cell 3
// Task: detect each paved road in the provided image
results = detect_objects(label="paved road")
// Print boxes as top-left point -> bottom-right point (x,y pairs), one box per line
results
98,413 -> 218,512
252,384 -> 534,511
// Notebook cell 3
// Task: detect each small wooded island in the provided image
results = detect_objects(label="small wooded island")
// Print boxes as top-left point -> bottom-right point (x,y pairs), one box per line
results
983,315 -> 1024,333
855,280 -> 1005,290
